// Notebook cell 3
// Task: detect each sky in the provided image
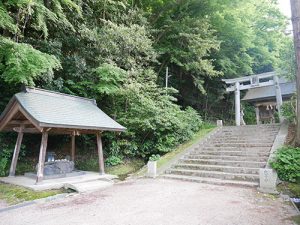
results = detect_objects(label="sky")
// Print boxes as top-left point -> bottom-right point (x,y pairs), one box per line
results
278,0 -> 292,30
278,0 -> 291,18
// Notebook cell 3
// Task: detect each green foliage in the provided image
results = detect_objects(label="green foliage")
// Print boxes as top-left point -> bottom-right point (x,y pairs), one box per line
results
0,3 -> 18,33
0,37 -> 61,85
271,146 -> 300,183
149,154 -> 160,162
105,156 -> 123,166
91,63 -> 126,95
276,39 -> 297,81
281,99 -> 296,124
96,21 -> 157,70
0,140 -> 14,176
75,156 -> 99,172
242,103 -> 256,125
111,70 -> 202,157
0,0 -> 292,167
0,158 -> 8,177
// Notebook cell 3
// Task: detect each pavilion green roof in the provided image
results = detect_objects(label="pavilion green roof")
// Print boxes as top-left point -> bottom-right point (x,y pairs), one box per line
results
0,87 -> 126,132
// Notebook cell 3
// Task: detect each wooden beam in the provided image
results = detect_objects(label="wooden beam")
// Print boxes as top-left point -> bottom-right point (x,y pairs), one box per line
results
96,133 -> 105,175
36,131 -> 48,183
18,106 -> 43,132
71,134 -> 75,161
9,120 -> 32,125
0,102 -> 19,131
13,127 -> 40,133
8,125 -> 24,176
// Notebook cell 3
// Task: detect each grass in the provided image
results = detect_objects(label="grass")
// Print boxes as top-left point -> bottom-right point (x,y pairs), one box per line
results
157,126 -> 216,169
292,215 -> 300,225
106,159 -> 145,180
278,182 -> 300,197
288,183 -> 300,197
135,125 -> 216,176
0,182 -> 64,205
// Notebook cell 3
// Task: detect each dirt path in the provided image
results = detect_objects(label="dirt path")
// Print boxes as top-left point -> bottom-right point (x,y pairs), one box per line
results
0,179 -> 298,225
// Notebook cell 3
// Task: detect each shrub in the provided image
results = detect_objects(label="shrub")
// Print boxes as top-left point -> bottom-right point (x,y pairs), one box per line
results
271,146 -> 300,183
242,103 -> 256,125
0,158 -> 8,176
75,156 -> 99,172
0,143 -> 14,176
281,99 -> 296,123
149,154 -> 160,161
105,156 -> 123,166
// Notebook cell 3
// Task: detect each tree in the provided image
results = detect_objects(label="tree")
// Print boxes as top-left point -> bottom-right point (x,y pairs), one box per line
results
290,0 -> 300,145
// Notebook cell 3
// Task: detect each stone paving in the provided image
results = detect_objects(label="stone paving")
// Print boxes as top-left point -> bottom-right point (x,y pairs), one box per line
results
0,178 -> 298,225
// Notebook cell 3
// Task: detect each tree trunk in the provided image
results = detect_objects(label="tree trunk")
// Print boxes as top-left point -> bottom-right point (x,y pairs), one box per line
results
290,0 -> 300,146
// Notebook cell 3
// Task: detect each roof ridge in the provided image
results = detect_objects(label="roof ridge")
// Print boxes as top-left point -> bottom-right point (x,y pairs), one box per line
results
24,87 -> 97,105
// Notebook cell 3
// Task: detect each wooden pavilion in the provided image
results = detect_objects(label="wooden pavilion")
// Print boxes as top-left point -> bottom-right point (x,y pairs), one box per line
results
0,87 -> 126,183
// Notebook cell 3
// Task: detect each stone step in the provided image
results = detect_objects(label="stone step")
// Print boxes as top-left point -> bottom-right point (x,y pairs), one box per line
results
179,159 -> 266,168
219,134 -> 277,138
184,154 -> 268,162
190,151 -> 270,156
173,163 -> 260,174
210,140 -> 275,144
189,150 -> 269,157
221,128 -> 279,132
191,150 -> 271,155
213,136 -> 276,139
65,179 -> 113,193
221,126 -> 280,131
166,168 -> 259,182
161,124 -> 280,187
207,143 -> 273,148
161,174 -> 258,187
221,127 -> 279,130
194,146 -> 271,152
221,129 -> 278,132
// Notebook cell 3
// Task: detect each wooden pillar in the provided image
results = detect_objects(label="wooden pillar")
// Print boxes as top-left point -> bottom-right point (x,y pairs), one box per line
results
235,82 -> 241,126
36,131 -> 48,183
96,132 -> 105,175
71,134 -> 75,161
9,125 -> 24,177
274,75 -> 283,122
255,106 -> 260,125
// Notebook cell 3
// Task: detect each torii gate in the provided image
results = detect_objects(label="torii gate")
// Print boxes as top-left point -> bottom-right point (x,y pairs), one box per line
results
222,71 -> 283,126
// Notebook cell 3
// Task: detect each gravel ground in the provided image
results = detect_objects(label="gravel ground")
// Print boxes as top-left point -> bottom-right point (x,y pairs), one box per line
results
0,178 -> 298,225
0,200 -> 8,209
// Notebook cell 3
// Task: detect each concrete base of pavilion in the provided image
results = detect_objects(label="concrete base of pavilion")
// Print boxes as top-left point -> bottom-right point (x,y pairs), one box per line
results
0,171 -> 117,193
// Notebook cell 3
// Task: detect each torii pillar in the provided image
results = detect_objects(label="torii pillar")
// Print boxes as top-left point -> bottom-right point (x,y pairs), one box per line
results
223,72 -> 284,126
235,82 -> 241,126
274,75 -> 283,122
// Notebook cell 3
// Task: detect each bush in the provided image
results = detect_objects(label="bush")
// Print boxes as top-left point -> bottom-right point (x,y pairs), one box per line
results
242,103 -> 256,125
271,146 -> 300,183
75,156 -> 99,172
102,68 -> 203,159
0,143 -> 14,176
281,99 -> 296,123
149,154 -> 160,161
105,156 -> 123,166
0,157 -> 8,176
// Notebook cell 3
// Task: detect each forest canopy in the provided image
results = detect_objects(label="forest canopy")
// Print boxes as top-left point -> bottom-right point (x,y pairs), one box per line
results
0,0 -> 292,161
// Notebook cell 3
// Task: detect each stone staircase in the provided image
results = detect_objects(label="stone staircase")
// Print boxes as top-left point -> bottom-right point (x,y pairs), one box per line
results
162,124 -> 280,187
